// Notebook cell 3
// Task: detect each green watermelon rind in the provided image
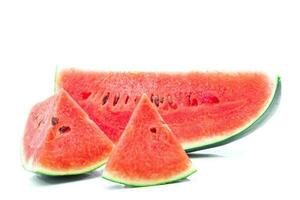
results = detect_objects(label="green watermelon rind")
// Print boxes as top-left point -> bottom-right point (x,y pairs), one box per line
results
183,75 -> 281,152
21,150 -> 108,176
102,166 -> 197,187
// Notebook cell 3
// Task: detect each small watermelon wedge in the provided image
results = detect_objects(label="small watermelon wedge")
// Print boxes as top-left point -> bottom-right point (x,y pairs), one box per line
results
22,89 -> 114,176
102,94 -> 196,187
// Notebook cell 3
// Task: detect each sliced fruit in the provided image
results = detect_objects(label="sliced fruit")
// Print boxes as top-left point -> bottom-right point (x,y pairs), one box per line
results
57,69 -> 281,152
102,94 -> 196,187
22,89 -> 114,175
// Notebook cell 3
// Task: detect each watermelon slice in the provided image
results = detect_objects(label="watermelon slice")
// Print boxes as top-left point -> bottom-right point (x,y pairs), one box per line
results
57,69 -> 281,152
102,94 -> 196,187
22,89 -> 114,175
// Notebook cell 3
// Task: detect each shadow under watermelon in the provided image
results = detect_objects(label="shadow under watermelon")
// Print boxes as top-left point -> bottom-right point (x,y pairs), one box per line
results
105,177 -> 192,190
187,153 -> 224,158
31,169 -> 103,186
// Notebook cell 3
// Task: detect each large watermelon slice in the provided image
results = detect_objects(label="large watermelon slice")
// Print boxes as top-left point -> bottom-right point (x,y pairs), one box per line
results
57,69 -> 281,152
22,89 -> 114,175
102,94 -> 196,187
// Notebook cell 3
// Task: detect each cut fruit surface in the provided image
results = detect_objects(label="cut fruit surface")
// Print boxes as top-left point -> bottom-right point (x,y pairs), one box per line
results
102,94 -> 196,187
57,69 -> 281,151
22,89 -> 114,175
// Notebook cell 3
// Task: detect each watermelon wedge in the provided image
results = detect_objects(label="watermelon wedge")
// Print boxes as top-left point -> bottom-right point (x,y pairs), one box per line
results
102,94 -> 196,187
22,89 -> 114,175
57,69 -> 281,152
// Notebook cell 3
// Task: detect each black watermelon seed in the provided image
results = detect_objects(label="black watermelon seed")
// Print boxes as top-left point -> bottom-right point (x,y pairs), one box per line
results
154,96 -> 160,107
113,94 -> 120,106
160,97 -> 164,104
125,96 -> 129,104
51,117 -> 59,126
37,120 -> 43,128
102,93 -> 110,105
150,127 -> 157,133
150,94 -> 154,103
59,126 -> 71,133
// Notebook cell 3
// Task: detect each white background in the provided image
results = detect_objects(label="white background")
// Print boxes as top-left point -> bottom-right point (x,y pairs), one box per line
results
0,0 -> 299,199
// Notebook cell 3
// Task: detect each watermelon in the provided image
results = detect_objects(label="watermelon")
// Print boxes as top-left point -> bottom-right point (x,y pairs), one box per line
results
22,89 -> 114,176
102,94 -> 196,187
57,69 -> 281,152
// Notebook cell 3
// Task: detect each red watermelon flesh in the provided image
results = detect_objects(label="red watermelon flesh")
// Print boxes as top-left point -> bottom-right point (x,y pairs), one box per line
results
102,94 -> 196,186
57,69 -> 280,151
22,89 -> 114,175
